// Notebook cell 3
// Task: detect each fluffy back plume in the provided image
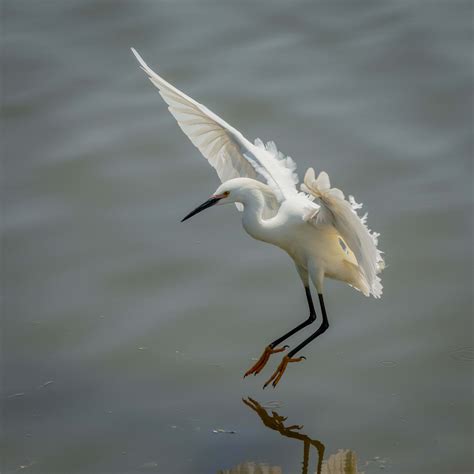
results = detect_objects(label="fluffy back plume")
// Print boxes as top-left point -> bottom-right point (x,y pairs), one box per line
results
302,168 -> 384,298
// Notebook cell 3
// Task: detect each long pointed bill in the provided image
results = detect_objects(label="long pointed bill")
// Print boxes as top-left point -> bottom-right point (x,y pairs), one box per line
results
181,196 -> 223,222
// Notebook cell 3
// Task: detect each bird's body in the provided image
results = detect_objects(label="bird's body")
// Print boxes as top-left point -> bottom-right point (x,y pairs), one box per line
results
132,48 -> 384,387
228,177 -> 361,294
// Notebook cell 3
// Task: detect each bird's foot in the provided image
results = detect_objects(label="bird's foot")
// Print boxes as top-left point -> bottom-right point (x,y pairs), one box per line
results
243,345 -> 288,378
263,355 -> 305,389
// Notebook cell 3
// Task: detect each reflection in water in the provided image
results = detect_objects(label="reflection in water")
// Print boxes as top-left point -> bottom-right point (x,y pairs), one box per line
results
218,398 -> 363,474
321,451 -> 363,474
219,462 -> 282,474
243,397 -> 324,474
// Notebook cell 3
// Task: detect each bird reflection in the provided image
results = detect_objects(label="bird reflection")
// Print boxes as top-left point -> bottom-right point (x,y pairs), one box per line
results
218,398 -> 363,474
243,397 -> 324,474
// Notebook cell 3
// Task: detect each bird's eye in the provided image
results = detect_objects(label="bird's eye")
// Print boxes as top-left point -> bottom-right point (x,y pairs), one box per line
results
223,191 -> 230,197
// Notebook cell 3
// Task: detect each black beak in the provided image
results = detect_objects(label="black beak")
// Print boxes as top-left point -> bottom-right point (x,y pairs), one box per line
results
181,196 -> 222,222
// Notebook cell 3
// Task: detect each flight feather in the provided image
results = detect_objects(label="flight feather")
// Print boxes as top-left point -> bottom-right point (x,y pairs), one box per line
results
302,168 -> 384,298
131,48 -> 299,207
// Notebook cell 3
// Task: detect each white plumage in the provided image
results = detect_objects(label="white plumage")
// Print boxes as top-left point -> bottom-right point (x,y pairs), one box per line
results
132,48 -> 386,387
131,47 -> 384,298
301,168 -> 384,297
131,48 -> 299,212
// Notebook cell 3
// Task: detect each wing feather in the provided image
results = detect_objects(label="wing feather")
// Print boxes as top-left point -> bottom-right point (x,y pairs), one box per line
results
131,48 -> 299,206
302,168 -> 384,298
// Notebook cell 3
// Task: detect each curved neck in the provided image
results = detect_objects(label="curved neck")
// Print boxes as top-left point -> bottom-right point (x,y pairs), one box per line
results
240,188 -> 273,243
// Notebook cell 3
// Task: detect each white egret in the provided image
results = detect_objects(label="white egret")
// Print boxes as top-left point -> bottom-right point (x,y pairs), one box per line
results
131,48 -> 385,388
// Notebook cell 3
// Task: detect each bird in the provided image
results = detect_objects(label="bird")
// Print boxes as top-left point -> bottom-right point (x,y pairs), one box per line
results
131,48 -> 385,388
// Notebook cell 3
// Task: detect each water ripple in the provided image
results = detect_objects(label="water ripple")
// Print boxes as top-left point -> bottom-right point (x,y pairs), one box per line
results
448,347 -> 474,362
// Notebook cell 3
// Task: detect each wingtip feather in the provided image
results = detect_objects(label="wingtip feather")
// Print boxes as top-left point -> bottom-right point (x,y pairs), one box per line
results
130,47 -> 142,62
131,47 -> 151,73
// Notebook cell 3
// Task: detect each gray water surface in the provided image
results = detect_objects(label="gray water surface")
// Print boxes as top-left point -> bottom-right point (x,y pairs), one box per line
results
3,1 -> 473,473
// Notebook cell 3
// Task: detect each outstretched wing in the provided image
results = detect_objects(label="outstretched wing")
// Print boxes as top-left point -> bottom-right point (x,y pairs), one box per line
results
302,168 -> 384,298
131,48 -> 299,208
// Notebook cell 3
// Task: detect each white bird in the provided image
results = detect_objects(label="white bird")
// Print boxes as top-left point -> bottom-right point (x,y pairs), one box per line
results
131,48 -> 385,388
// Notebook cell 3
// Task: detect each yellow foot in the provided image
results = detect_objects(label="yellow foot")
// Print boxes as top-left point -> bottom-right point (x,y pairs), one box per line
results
263,355 -> 305,389
243,345 -> 288,378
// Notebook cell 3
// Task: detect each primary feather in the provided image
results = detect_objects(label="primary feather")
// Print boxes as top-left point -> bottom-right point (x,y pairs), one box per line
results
131,48 -> 299,208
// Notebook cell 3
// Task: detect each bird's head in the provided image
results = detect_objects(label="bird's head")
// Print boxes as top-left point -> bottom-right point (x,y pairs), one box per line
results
180,181 -> 238,222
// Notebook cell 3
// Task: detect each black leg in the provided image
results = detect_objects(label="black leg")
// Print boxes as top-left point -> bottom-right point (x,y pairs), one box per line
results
287,293 -> 329,358
263,294 -> 329,388
244,286 -> 317,378
269,286 -> 317,348
244,286 -> 319,379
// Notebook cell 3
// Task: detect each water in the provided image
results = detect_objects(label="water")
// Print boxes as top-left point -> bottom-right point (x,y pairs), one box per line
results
2,1 -> 473,473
